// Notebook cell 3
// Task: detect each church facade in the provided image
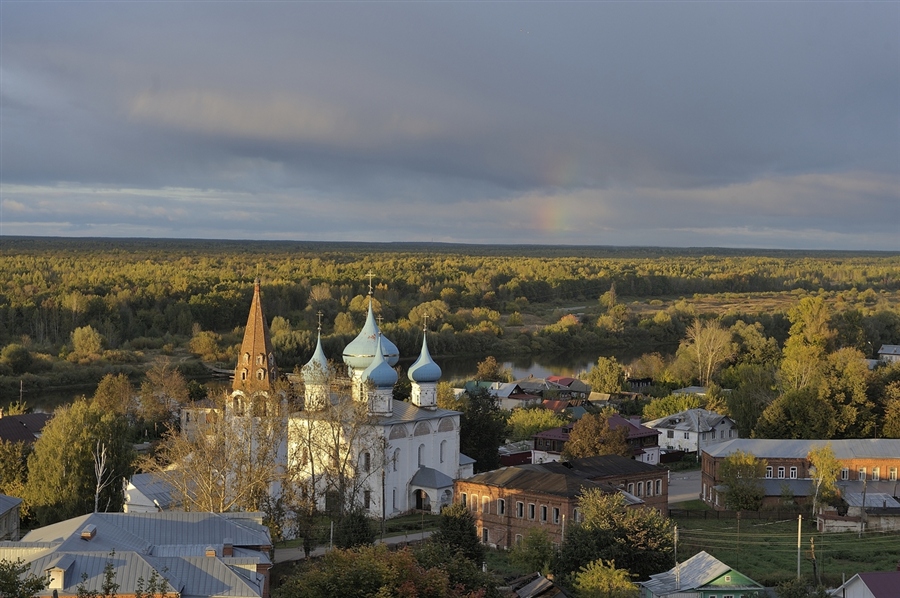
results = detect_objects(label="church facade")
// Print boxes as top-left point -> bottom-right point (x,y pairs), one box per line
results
228,281 -> 471,520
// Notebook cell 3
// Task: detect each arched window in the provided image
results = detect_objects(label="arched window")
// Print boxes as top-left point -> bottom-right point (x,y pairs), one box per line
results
241,369 -> 248,381
362,452 -> 371,473
418,444 -> 425,466
440,440 -> 446,463
257,354 -> 265,365
243,352 -> 250,364
257,369 -> 265,380
393,449 -> 400,472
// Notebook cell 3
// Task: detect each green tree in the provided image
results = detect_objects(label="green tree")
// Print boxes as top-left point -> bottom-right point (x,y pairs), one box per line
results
459,387 -> 506,473
71,325 -> 103,357
273,544 -> 489,598
408,300 -> 451,328
722,364 -> 777,437
561,413 -> 630,460
430,502 -> 484,564
582,356 -> 627,394
26,400 -> 135,525
436,381 -> 460,410
642,394 -> 702,421
138,357 -> 189,431
509,528 -> 554,573
91,373 -> 134,416
0,558 -> 48,598
415,542 -> 501,598
0,344 -> 33,375
754,388 -> 837,439
572,559 -> 638,598
556,490 -> 673,582
808,443 -> 841,516
507,408 -> 567,442
719,449 -> 766,511
333,508 -> 376,549
884,394 -> 900,438
818,348 -> 872,437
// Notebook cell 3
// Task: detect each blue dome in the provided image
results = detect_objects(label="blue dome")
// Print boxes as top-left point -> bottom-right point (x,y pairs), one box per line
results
342,299 -> 399,369
362,335 -> 398,388
302,332 -> 329,384
408,334 -> 441,383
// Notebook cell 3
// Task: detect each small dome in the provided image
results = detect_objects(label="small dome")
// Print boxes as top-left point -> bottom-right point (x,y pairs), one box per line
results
342,299 -> 399,369
363,335 -> 398,388
408,334 -> 441,383
302,332 -> 329,384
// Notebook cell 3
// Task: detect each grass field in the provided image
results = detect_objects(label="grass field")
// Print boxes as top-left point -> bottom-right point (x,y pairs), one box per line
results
674,515 -> 900,587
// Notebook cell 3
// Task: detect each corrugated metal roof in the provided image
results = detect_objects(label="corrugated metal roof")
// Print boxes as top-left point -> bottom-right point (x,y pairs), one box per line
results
410,467 -> 454,490
639,550 -> 764,596
702,439 -> 900,460
463,463 -> 618,498
844,492 -> 900,508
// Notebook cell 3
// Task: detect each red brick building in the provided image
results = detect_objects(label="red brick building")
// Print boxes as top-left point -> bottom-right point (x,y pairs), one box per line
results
454,455 -> 668,548
701,439 -> 900,510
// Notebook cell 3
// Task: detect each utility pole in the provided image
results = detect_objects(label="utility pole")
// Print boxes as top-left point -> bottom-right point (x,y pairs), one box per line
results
797,514 -> 802,579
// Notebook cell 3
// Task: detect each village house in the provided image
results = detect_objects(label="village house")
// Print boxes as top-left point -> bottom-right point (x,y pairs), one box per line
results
532,414 -> 661,465
639,550 -> 765,598
645,408 -> 738,456
455,454 -> 666,549
830,570 -> 900,598
701,438 -> 900,510
0,494 -> 21,541
0,511 -> 273,598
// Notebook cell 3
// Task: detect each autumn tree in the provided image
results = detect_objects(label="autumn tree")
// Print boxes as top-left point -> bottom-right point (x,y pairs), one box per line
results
475,356 -> 511,382
808,443 -> 842,516
719,449 -> 767,511
754,388 -> 837,440
0,440 -> 29,511
138,357 -> 190,431
71,325 -> 103,357
91,373 -> 134,417
556,490 -> 673,582
144,391 -> 288,513
642,394 -> 702,421
507,408 -> 567,442
561,413 -> 630,460
582,356 -> 627,393
26,400 -> 134,525
683,319 -> 734,387
573,559 -> 638,598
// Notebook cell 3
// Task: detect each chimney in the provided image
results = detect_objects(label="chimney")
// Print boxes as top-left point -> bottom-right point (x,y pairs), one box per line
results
223,538 -> 234,557
205,546 -> 217,557
80,525 -> 97,541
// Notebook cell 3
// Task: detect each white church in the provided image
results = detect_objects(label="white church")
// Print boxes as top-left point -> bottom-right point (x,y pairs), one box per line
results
230,280 -> 473,519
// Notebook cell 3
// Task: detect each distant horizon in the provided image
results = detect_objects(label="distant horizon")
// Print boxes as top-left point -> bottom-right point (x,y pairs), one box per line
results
3,234 -> 896,256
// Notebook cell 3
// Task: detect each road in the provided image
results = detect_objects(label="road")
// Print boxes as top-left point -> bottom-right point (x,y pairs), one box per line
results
668,469 -> 702,504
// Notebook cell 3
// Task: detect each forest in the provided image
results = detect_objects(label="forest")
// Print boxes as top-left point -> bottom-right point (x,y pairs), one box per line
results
1,236 -> 899,414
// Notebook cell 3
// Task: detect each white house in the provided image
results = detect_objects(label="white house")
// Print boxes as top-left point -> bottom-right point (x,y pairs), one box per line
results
645,409 -> 738,454
877,345 -> 900,364
830,571 -> 900,598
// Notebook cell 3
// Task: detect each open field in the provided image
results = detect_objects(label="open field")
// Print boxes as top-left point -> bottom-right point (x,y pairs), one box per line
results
675,515 -> 900,587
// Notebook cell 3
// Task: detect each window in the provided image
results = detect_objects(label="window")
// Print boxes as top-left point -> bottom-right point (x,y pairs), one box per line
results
482,496 -> 490,513
498,499 -> 505,515
470,495 -> 478,510
667,430 -> 674,438
243,352 -> 250,364
789,467 -> 797,479
482,528 -> 488,543
393,449 -> 400,472
553,508 -> 560,524
858,467 -> 866,481
729,428 -> 735,438
647,481 -> 653,496
872,467 -> 880,481
766,466 -> 773,479
362,452 -> 371,473
890,467 -> 898,482
461,493 -> 467,507
256,369 -> 265,380
656,479 -> 662,495
418,444 -> 425,466
363,490 -> 371,507
841,468 -> 849,481
627,483 -> 634,494
574,508 -> 582,523
541,505 -> 548,522
257,354 -> 264,365
528,503 -> 535,520
684,432 -> 690,439
515,534 -> 523,545
440,440 -> 446,463
720,430 -> 725,439
516,501 -> 524,518
778,466 -> 785,479
635,483 -> 642,497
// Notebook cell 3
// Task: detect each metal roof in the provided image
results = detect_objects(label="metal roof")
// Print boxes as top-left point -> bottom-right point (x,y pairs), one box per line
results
0,413 -> 51,444
702,438 -> 900,460
462,463 -> 621,499
639,550 -> 763,596
645,409 -> 733,434
410,467 -> 454,490
0,494 -> 22,514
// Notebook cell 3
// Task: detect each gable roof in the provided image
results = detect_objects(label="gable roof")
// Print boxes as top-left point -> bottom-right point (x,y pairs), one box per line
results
645,409 -> 733,435
832,571 -> 900,598
639,550 -> 763,596
0,494 -> 22,514
0,412 -> 52,444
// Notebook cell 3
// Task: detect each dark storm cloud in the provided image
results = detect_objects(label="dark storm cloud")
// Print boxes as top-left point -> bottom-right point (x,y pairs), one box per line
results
1,2 -> 897,249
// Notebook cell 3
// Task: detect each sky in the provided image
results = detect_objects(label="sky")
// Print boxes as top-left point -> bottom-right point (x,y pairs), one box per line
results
1,2 -> 898,251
